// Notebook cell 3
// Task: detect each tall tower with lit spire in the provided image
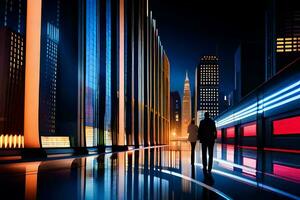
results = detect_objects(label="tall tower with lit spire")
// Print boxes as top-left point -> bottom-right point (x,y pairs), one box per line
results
181,72 -> 192,138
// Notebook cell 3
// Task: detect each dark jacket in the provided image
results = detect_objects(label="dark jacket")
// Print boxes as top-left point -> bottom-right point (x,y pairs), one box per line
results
198,118 -> 217,144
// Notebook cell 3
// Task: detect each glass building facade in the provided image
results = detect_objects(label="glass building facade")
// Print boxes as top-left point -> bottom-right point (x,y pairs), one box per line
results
0,0 -> 170,149
104,0 -> 112,146
39,0 -> 61,147
85,0 -> 99,147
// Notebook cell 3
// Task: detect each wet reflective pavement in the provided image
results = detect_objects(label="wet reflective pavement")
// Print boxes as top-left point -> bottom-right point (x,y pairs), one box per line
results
0,142 -> 299,200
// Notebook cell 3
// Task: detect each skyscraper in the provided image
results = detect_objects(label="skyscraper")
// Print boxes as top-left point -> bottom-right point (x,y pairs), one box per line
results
170,91 -> 181,139
39,0 -> 61,136
265,0 -> 300,80
0,28 -> 25,148
0,0 -> 26,148
195,56 -> 219,123
181,72 -> 191,138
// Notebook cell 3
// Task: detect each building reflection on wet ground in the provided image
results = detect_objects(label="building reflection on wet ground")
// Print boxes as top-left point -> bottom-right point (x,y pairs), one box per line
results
0,142 -> 299,200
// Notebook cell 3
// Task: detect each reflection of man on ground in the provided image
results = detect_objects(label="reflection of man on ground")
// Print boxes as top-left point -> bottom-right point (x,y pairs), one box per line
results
198,112 -> 217,174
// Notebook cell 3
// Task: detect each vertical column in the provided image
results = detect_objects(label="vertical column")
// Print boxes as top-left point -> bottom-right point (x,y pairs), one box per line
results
24,0 -> 42,148
118,0 -> 125,145
195,68 -> 198,124
77,0 -> 85,147
145,4 -> 150,146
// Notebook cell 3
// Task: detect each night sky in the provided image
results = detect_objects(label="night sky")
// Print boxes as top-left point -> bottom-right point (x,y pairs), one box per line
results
150,0 -> 266,98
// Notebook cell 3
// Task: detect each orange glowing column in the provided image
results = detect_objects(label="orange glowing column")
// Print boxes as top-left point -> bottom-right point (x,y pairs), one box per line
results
118,0 -> 125,145
24,0 -> 42,148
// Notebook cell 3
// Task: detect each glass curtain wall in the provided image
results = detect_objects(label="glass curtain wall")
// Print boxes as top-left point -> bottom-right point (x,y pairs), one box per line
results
39,0 -> 80,147
104,0 -> 112,145
85,0 -> 100,147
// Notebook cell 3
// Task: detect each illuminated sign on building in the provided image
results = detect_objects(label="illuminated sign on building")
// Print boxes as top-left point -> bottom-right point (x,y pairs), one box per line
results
41,136 -> 70,148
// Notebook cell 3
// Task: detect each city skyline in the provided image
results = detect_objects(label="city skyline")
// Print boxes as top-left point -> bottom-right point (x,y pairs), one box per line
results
150,0 -> 266,98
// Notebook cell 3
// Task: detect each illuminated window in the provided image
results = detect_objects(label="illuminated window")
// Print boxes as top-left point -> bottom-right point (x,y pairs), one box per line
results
273,116 -> 300,135
276,37 -> 300,53
226,127 -> 235,138
242,122 -> 256,137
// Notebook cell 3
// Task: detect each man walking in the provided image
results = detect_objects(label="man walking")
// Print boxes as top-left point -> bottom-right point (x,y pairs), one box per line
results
198,112 -> 217,174
187,119 -> 198,164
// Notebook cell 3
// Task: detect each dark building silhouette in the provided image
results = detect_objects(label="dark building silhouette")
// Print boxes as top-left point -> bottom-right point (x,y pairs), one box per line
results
227,90 -> 237,107
170,91 -> 181,138
265,0 -> 300,80
55,0 -> 80,146
234,41 -> 265,101
0,0 -> 26,35
219,92 -> 229,114
39,0 -> 61,136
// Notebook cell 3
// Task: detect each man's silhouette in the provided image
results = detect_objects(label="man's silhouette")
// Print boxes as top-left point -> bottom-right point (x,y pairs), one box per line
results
198,112 -> 217,174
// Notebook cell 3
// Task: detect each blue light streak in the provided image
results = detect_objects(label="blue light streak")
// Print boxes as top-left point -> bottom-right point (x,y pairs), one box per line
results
216,81 -> 300,127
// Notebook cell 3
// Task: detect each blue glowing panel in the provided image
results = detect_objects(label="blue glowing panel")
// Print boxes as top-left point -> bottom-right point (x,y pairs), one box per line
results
85,0 -> 99,146
104,0 -> 112,145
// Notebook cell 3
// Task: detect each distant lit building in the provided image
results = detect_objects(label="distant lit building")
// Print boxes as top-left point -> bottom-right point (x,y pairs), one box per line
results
170,91 -> 181,138
265,0 -> 300,80
182,72 -> 192,137
0,28 -> 25,148
195,55 -> 219,122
